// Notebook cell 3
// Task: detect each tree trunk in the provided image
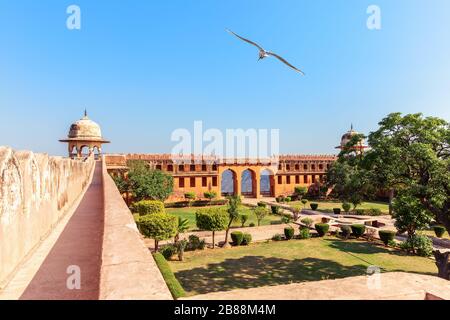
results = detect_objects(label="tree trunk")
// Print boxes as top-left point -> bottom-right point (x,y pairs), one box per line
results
434,250 -> 450,280
212,231 -> 215,249
154,239 -> 159,252
388,189 -> 394,215
223,220 -> 233,248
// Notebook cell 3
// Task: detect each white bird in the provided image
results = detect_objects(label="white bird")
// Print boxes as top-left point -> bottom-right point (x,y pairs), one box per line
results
226,29 -> 305,75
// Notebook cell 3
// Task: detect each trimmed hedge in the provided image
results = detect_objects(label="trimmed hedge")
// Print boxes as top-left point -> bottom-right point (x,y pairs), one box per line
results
231,231 -> 244,246
153,252 -> 185,299
351,224 -> 366,238
133,200 -> 165,216
310,203 -> 319,210
242,233 -> 252,245
165,199 -> 227,208
433,225 -> 446,238
333,208 -> 341,215
378,230 -> 396,246
284,227 -> 295,240
315,223 -> 329,237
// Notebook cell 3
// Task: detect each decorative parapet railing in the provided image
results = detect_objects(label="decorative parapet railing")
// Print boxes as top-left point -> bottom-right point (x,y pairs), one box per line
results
0,146 -> 95,287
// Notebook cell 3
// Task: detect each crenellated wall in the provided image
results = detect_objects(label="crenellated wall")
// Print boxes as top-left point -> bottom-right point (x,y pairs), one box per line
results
0,146 -> 95,287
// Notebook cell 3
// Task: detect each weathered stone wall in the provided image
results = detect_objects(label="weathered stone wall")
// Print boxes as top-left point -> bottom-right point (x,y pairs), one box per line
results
0,146 -> 94,287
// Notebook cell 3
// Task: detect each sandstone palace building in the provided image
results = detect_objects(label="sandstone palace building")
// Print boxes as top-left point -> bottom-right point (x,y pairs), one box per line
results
60,113 -> 365,200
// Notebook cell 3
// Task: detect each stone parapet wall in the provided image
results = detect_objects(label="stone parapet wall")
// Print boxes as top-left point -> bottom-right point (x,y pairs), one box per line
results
0,146 -> 95,287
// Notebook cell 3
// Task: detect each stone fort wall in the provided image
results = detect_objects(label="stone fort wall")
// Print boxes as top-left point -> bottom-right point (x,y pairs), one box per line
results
0,146 -> 95,287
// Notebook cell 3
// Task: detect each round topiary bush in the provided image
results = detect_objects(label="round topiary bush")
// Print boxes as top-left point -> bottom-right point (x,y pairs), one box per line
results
378,230 -> 396,246
342,202 -> 351,213
433,225 -> 446,238
333,208 -> 341,215
230,231 -> 244,246
310,203 -> 319,210
272,234 -> 283,241
160,244 -> 177,260
133,200 -> 165,216
284,227 -> 295,240
242,233 -> 252,245
285,196 -> 292,203
315,223 -> 329,237
351,224 -> 366,238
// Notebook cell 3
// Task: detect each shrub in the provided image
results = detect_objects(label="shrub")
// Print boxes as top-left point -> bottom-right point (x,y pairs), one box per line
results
203,191 -> 217,202
153,252 -> 185,298
315,223 -> 329,237
186,234 -> 205,251
275,196 -> 283,203
160,244 -> 177,260
184,192 -> 196,201
136,213 -> 178,250
355,209 -> 365,216
254,206 -> 269,226
257,202 -> 267,208
367,208 -> 383,216
400,234 -> 433,257
231,231 -> 244,246
239,214 -> 249,227
284,227 -> 295,240
284,196 -> 292,203
433,225 -> 446,238
133,200 -> 165,216
298,227 -> 311,239
294,186 -> 308,198
351,224 -> 366,238
272,234 -> 283,241
310,203 -> 319,210
249,222 -> 256,227
242,233 -> 252,245
340,225 -> 352,239
378,230 -> 396,246
271,205 -> 280,215
301,199 -> 308,207
301,217 -> 314,228
342,202 -> 351,212
333,208 -> 341,215
281,216 -> 292,224
388,239 -> 397,248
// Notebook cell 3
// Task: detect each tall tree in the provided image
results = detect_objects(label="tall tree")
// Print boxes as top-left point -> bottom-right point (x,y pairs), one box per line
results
223,195 -> 241,248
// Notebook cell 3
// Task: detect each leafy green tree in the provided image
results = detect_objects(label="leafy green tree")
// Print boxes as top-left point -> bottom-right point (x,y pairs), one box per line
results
195,208 -> 228,249
254,206 -> 269,226
111,174 -> 132,205
294,186 -> 308,199
239,214 -> 249,227
301,199 -> 308,208
137,213 -> 178,251
223,195 -> 242,247
127,160 -> 174,201
184,192 -> 196,207
392,192 -> 433,240
203,191 -> 217,204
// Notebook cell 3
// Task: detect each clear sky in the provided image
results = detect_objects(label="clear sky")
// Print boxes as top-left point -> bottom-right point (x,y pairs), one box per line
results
1,0 -> 449,156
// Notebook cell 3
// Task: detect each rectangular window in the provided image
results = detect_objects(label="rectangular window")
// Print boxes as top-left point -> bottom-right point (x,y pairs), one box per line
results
303,175 -> 308,184
212,164 -> 217,171
312,175 -> 316,183
303,164 -> 308,170
286,176 -> 291,184
295,175 -> 300,184
286,164 -> 291,171
319,164 -> 323,170
212,176 -> 218,186
156,164 -> 162,170
311,164 -> 316,170
202,177 -> 207,187
168,164 -> 173,172
179,165 -> 184,172
278,164 -> 282,170
278,176 -> 282,184
190,177 -> 196,187
295,164 -> 300,171
190,164 -> 196,171
202,164 -> 207,171
179,177 -> 185,188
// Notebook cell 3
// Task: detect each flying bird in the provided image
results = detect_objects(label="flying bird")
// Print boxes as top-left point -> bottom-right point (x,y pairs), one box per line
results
226,29 -> 305,75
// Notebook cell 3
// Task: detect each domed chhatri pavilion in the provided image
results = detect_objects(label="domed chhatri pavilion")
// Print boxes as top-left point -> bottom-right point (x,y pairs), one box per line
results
59,110 -> 110,159
336,124 -> 368,153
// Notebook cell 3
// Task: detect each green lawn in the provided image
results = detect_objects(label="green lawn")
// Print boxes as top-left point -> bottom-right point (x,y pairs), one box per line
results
168,237 -> 436,296
166,205 -> 283,231
291,200 -> 390,214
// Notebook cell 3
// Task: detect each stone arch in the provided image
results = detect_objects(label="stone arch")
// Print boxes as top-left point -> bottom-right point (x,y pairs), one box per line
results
221,169 -> 237,196
260,168 -> 275,197
241,168 -> 256,198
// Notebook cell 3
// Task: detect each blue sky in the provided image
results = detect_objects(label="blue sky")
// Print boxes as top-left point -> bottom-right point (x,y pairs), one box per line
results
1,0 -> 449,156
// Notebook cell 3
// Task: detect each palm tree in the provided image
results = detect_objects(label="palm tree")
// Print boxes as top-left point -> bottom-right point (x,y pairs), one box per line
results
174,217 -> 189,243
223,195 -> 241,247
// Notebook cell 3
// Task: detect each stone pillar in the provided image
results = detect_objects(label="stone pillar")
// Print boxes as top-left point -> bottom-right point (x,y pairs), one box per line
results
254,171 -> 261,199
234,170 -> 241,197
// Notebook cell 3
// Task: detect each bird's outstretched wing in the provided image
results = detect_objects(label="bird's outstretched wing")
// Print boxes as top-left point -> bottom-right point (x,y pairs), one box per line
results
266,51 -> 305,75
226,29 -> 264,51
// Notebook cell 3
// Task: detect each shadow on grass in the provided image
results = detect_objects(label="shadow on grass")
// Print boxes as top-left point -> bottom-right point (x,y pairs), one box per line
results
175,256 -> 368,295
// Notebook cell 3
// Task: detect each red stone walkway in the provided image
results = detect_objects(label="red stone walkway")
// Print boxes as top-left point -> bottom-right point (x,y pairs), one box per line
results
20,161 -> 104,300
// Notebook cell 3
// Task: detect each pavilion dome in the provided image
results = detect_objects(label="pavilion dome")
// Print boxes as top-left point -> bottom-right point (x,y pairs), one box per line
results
338,125 -> 366,149
66,112 -> 106,142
